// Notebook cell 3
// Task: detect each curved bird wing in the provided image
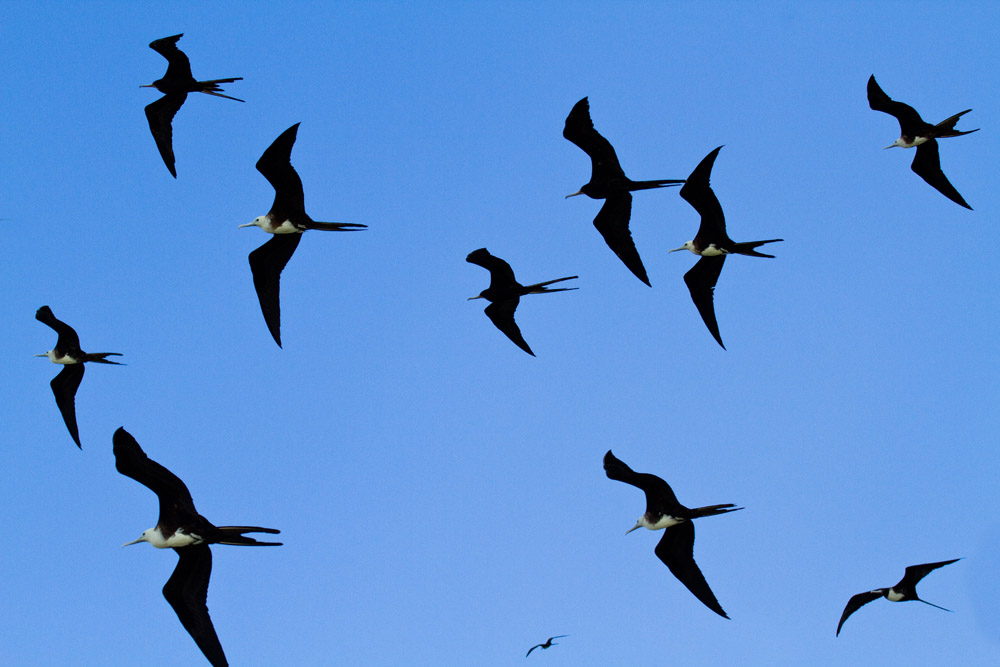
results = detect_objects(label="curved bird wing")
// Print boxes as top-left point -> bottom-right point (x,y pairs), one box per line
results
836,590 -> 884,636
163,545 -> 229,667
257,123 -> 306,220
148,34 -> 194,82
900,559 -> 961,588
683,256 -> 726,350
680,146 -> 730,246
866,75 -> 925,131
466,248 -> 518,292
563,97 -> 626,184
145,94 -> 187,178
603,450 -> 683,515
248,234 -> 302,348
593,192 -> 650,286
654,521 -> 729,618
51,364 -> 85,448
910,141 -> 971,209
35,305 -> 81,353
113,427 -> 200,525
484,299 -> 534,356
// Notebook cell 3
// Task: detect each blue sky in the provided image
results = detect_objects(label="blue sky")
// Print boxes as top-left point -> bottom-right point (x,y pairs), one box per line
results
2,2 -> 998,665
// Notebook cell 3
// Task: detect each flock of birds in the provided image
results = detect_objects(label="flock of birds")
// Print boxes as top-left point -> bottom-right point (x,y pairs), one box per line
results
31,33 -> 977,665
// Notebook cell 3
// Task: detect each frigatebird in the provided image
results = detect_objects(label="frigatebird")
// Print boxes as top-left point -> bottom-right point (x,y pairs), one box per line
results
668,147 -> 782,350
867,75 -> 978,209
142,33 -> 244,178
34,305 -> 122,448
603,450 -> 741,618
466,248 -> 577,356
239,123 -> 367,347
563,97 -> 685,286
836,558 -> 960,636
113,427 -> 281,667
525,635 -> 568,657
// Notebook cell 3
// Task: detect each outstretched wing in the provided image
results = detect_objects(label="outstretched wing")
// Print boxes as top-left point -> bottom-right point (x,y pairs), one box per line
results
148,34 -> 194,82
867,75 -> 925,131
563,96 -> 626,184
35,305 -> 81,352
680,146 -> 729,245
145,94 -> 187,178
654,521 -> 729,618
683,256 -> 726,350
603,450 -> 682,516
484,299 -> 534,356
593,192 -> 650,287
113,427 -> 199,525
900,559 -> 961,588
836,590 -> 883,636
163,545 -> 228,667
466,248 -> 518,291
910,141 -> 972,209
51,364 -> 85,448
257,123 -> 306,219
248,234 -> 302,348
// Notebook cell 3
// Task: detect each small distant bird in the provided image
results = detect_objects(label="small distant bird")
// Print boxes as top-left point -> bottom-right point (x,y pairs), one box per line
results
114,427 -> 281,667
563,97 -> 685,286
668,146 -> 782,349
867,75 -> 978,209
142,33 -> 244,178
603,450 -> 741,618
34,306 -> 122,448
836,558 -> 960,636
466,248 -> 577,356
240,123 -> 367,347
526,635 -> 568,657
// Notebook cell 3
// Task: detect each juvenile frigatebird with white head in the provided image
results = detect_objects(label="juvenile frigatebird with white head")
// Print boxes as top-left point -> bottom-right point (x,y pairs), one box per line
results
603,450 -> 741,618
867,75 -> 977,209
563,97 -> 685,286
34,305 -> 122,448
142,33 -> 244,178
114,427 -> 281,667
668,146 -> 782,350
525,635 -> 568,657
240,123 -> 367,347
836,558 -> 960,636
466,248 -> 577,356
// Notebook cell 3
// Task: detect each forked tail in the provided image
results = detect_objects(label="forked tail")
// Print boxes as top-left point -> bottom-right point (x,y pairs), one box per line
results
934,110 -> 979,138
730,239 -> 783,258
628,178 -> 685,192
524,276 -> 579,294
197,78 -> 245,102
689,504 -> 743,519
83,352 -> 124,364
306,221 -> 369,232
216,526 -> 283,546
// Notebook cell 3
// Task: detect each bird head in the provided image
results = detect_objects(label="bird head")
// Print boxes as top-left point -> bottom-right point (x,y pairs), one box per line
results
34,351 -> 54,361
565,184 -> 593,199
122,530 -> 153,548
883,139 -> 905,150
239,216 -> 267,230
668,241 -> 696,254
625,519 -> 644,535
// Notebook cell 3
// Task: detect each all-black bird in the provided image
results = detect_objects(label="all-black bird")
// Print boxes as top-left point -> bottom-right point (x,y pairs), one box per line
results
836,558 -> 960,636
867,75 -> 978,209
113,427 -> 281,667
34,305 -> 122,448
525,635 -> 568,657
240,123 -> 367,347
466,248 -> 577,356
603,450 -> 741,618
563,97 -> 685,286
142,33 -> 244,178
668,147 -> 782,350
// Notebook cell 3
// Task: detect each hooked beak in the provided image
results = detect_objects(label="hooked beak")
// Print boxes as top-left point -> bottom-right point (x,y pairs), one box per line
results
238,222 -> 255,229
139,83 -> 156,88
625,522 -> 642,535
882,143 -> 898,150
467,295 -> 484,301
33,353 -> 47,358
565,190 -> 584,199
122,537 -> 144,547
667,246 -> 686,253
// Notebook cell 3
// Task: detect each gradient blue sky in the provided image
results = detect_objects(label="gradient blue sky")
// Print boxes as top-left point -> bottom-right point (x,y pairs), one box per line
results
3,2 -> 998,665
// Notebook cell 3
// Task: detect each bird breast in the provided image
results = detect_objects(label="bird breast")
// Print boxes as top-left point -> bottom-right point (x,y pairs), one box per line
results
886,589 -> 905,602
46,351 -> 79,364
645,514 -> 683,530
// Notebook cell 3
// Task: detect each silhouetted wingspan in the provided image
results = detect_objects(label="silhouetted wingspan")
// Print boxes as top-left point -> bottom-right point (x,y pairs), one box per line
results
603,451 -> 683,516
680,146 -> 729,245
145,94 -> 187,178
867,75 -> 925,131
654,521 -> 728,618
466,248 -> 518,292
683,256 -> 726,350
563,97 -> 626,184
51,364 -> 84,448
149,34 -> 195,82
257,124 -> 305,219
35,305 -> 81,352
484,299 -> 534,356
113,427 -> 199,526
249,234 -> 302,348
900,559 -> 961,588
836,590 -> 883,636
593,192 -> 649,286
163,545 -> 228,667
910,140 -> 971,209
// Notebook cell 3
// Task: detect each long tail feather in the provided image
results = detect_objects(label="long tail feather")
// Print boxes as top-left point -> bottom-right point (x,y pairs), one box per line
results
917,598 -> 953,613
524,276 -> 579,293
306,221 -> 369,231
730,239 -> 783,258
216,526 -> 282,546
629,178 -> 685,192
933,110 -> 978,137
82,352 -> 124,364
689,504 -> 744,519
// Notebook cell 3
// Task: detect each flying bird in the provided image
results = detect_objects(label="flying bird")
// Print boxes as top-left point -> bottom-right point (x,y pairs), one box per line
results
142,33 -> 244,178
563,97 -> 685,286
113,427 -> 281,667
34,305 -> 122,448
526,635 -> 568,657
603,450 -> 741,618
836,558 -> 960,636
668,146 -> 782,349
240,123 -> 367,347
466,248 -> 577,356
867,74 -> 978,209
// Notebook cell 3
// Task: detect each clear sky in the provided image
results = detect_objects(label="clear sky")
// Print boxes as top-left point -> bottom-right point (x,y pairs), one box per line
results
2,2 -> 998,665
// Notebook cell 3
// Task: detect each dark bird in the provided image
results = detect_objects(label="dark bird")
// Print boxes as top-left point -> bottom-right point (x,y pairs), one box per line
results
34,306 -> 122,448
603,450 -> 741,618
466,248 -> 577,356
668,147 -> 782,350
240,123 -> 367,347
836,558 -> 960,636
114,427 -> 281,667
867,75 -> 978,209
526,635 -> 568,657
563,97 -> 685,286
142,33 -> 244,178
